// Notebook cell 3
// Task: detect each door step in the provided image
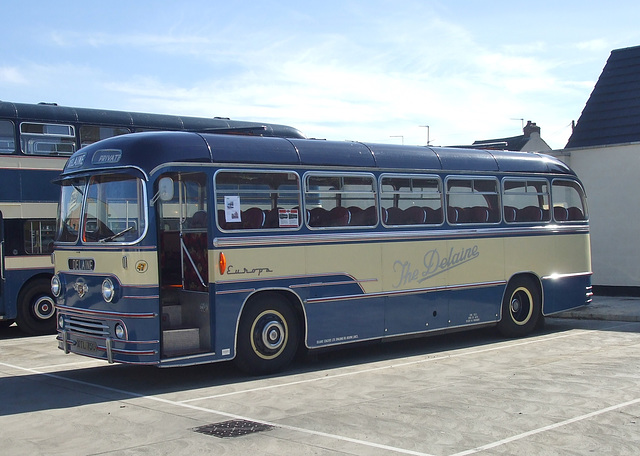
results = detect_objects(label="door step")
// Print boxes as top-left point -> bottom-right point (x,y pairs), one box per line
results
161,304 -> 182,328
163,328 -> 200,357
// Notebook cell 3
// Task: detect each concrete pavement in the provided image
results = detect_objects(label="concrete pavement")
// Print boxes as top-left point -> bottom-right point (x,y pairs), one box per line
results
552,295 -> 640,322
3,304 -> 640,455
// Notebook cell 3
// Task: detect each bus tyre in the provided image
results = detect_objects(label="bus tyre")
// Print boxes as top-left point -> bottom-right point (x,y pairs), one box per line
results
0,320 -> 15,329
235,295 -> 299,375
16,279 -> 57,335
497,277 -> 541,338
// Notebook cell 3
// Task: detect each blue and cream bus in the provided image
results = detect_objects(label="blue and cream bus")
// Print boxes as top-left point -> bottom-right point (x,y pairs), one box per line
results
51,131 -> 591,374
0,101 -> 303,334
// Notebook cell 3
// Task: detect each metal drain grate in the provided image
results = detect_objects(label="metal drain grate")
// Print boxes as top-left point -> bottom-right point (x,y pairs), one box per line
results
193,419 -> 274,438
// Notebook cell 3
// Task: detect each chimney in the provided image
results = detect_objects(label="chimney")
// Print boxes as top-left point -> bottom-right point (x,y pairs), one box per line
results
523,120 -> 540,137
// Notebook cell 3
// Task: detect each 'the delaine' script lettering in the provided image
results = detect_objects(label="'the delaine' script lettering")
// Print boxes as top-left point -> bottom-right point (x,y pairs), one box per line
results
393,245 -> 480,288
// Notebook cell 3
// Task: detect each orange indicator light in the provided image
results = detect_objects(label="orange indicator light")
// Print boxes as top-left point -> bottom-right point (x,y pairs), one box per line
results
219,252 -> 227,275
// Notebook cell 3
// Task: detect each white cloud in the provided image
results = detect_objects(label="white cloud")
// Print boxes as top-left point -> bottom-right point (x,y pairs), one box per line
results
0,67 -> 27,85
95,30 -> 580,148
48,30 -> 211,50
574,39 -> 611,53
3,1 -> 610,150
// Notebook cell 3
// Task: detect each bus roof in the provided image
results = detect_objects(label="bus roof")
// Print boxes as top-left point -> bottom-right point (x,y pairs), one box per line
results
59,130 -> 575,179
0,101 -> 305,138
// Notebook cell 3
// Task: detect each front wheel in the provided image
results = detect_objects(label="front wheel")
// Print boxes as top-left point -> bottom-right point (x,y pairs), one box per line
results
16,279 -> 57,335
497,277 -> 541,338
235,294 -> 300,375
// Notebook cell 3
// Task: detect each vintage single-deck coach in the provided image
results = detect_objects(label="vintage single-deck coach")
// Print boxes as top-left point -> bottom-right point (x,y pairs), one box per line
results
52,131 -> 591,374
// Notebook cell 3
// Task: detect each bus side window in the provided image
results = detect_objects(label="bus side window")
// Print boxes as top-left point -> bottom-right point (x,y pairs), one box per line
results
0,120 -> 16,153
20,122 -> 76,156
80,125 -> 131,148
24,220 -> 56,254
215,171 -> 301,231
502,179 -> 550,224
305,173 -> 377,229
552,179 -> 588,222
381,175 -> 443,227
446,177 -> 499,224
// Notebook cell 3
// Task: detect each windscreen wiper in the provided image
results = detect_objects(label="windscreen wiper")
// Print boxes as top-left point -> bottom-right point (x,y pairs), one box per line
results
99,226 -> 134,243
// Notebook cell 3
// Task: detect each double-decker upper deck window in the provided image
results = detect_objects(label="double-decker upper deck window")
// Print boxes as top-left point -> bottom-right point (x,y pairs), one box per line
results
447,177 -> 500,224
0,120 -> 15,154
381,175 -> 443,226
215,170 -> 301,230
552,179 -> 588,222
305,173 -> 377,228
20,122 -> 76,156
503,179 -> 551,223
80,125 -> 131,148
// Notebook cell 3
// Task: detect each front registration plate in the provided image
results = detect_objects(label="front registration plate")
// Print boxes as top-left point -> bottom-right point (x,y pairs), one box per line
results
76,338 -> 98,354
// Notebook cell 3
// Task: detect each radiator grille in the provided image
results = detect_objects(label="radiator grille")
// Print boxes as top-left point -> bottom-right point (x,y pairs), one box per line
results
67,316 -> 109,336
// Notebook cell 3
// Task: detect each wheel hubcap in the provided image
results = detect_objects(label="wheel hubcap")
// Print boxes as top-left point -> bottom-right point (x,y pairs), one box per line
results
251,310 -> 289,360
33,296 -> 55,320
262,320 -> 285,350
510,297 -> 522,314
510,288 -> 533,325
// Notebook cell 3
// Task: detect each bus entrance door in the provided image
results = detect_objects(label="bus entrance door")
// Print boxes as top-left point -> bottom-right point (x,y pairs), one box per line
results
157,173 -> 211,358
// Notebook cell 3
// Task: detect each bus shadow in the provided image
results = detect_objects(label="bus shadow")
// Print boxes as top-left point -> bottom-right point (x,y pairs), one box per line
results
0,324 -> 58,340
0,324 -> 28,340
0,319 -> 597,418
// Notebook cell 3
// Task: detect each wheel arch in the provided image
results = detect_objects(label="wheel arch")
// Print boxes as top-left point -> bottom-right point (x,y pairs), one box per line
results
235,288 -> 308,353
17,272 -> 55,298
497,272 -> 545,337
501,272 -> 543,317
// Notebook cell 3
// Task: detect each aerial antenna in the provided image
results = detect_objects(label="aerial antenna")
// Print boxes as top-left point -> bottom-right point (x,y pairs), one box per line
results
510,118 -> 524,129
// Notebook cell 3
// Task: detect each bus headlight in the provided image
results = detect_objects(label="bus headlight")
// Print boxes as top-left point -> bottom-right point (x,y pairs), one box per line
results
58,314 -> 64,330
102,278 -> 116,303
114,323 -> 126,339
51,275 -> 62,297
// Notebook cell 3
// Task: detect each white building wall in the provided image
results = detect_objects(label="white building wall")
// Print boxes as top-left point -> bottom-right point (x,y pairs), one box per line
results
521,131 -> 551,152
550,143 -> 640,287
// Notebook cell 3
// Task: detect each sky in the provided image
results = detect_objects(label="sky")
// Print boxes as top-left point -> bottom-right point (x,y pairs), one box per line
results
2,1 -> 640,150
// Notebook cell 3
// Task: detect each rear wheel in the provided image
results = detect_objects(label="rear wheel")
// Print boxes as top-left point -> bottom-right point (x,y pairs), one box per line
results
235,294 -> 300,375
497,277 -> 541,338
16,279 -> 57,335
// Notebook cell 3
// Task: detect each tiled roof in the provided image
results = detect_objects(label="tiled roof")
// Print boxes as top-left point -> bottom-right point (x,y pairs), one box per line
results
471,134 -> 529,151
451,121 -> 548,152
566,45 -> 640,148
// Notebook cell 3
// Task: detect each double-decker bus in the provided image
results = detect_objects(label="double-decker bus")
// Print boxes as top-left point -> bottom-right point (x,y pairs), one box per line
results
0,101 -> 304,334
51,131 -> 591,374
